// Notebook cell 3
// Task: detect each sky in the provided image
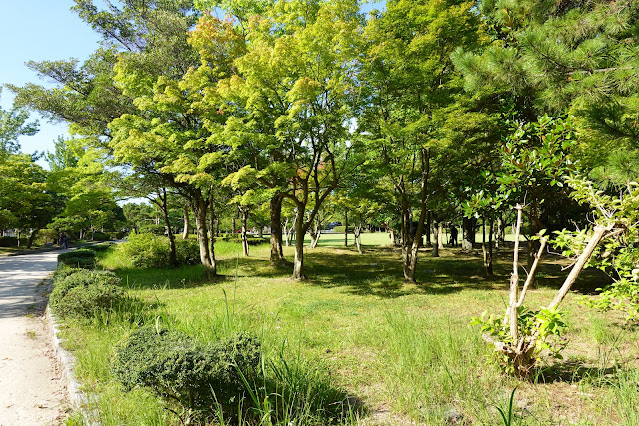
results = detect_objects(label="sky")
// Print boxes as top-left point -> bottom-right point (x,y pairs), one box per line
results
0,0 -> 385,164
0,0 -> 101,159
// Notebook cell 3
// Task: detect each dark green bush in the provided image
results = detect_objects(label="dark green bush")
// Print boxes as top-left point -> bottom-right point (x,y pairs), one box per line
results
0,236 -> 18,247
111,327 -> 261,424
332,226 -> 353,233
176,238 -> 200,265
91,242 -> 117,252
91,231 -> 110,241
49,269 -> 125,319
58,249 -> 97,269
138,224 -> 166,236
217,235 -> 267,246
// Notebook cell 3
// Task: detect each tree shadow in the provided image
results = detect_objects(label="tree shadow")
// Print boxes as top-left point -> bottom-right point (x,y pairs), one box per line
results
531,359 -> 620,384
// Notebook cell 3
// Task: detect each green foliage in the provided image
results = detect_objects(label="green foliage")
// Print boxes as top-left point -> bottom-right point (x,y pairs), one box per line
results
331,225 -> 353,233
119,233 -> 202,268
138,224 -> 166,236
49,269 -> 126,319
0,236 -> 18,247
58,248 -> 97,268
0,89 -> 39,157
111,327 -> 261,424
471,305 -> 568,366
175,238 -> 201,265
119,233 -> 170,268
554,177 -> 639,320
216,234 -> 267,246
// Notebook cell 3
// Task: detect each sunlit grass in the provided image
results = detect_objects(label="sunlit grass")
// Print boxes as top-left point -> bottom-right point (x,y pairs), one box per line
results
58,240 -> 639,425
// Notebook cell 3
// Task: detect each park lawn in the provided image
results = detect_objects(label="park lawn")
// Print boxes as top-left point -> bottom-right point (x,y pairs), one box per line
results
60,239 -> 639,425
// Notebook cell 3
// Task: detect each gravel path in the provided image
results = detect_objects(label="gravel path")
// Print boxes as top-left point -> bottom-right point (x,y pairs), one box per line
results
0,251 -> 68,425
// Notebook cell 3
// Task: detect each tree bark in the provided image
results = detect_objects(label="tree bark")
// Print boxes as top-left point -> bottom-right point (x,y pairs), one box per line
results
269,194 -> 286,265
404,148 -> 430,282
26,228 -> 40,249
482,217 -> 493,277
157,189 -> 177,267
182,205 -> 190,239
292,208 -> 306,280
344,208 -> 348,247
438,222 -> 444,250
461,217 -> 474,251
192,192 -> 216,275
431,220 -> 439,257
240,208 -> 249,256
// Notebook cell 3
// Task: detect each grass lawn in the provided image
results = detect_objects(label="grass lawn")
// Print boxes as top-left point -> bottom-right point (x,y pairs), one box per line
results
59,237 -> 639,425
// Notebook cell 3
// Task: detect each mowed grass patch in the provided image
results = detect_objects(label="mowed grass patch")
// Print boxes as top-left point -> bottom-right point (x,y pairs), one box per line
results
62,241 -> 639,425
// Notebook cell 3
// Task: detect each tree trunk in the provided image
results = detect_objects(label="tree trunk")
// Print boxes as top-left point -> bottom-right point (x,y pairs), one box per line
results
482,217 -> 493,276
182,205 -> 190,239
344,208 -> 348,247
353,226 -> 363,254
432,220 -> 439,257
26,228 -> 40,249
426,211 -> 431,246
438,222 -> 444,250
496,214 -> 505,249
192,193 -> 216,275
157,190 -> 177,267
404,148 -> 430,283
269,194 -> 286,265
309,219 -> 321,249
292,208 -> 306,280
461,217 -> 474,251
208,195 -> 216,267
232,217 -> 236,234
240,208 -> 249,256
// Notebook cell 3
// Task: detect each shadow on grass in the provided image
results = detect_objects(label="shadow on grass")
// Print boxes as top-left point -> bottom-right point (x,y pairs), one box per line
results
532,359 -> 619,384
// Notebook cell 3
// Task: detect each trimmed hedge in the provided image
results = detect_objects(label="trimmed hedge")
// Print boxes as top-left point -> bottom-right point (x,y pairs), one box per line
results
58,249 -> 97,269
112,327 -> 261,423
49,269 -> 126,319
0,236 -> 18,247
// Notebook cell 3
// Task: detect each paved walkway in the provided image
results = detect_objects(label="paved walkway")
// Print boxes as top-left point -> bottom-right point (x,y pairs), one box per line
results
0,251 -> 68,425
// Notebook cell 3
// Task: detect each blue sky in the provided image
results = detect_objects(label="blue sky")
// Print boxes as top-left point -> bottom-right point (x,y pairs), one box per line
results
0,0 -> 101,159
1,0 -> 385,163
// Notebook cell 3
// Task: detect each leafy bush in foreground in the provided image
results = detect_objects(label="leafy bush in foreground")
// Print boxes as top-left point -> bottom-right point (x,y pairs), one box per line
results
111,327 -> 261,424
50,269 -> 125,319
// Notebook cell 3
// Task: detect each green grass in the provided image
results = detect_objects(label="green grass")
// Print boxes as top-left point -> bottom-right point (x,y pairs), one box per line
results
57,240 -> 639,425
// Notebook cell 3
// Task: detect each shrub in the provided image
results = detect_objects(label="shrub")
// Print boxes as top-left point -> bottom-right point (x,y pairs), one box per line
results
176,238 -> 200,265
111,327 -> 261,424
332,226 -> 353,233
49,269 -> 126,319
216,235 -> 266,246
58,249 -> 97,269
91,231 -> 110,241
91,242 -> 117,253
0,236 -> 18,247
138,224 -> 166,236
118,233 -> 170,268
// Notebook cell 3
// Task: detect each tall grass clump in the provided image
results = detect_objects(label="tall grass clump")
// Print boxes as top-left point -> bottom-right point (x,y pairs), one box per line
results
368,310 -> 506,424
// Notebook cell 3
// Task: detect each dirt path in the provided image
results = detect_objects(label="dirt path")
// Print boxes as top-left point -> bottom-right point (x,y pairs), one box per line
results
0,252 -> 68,425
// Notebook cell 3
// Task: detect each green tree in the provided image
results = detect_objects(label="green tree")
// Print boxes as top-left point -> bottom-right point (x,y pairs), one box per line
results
360,0 -> 483,282
0,90 -> 39,158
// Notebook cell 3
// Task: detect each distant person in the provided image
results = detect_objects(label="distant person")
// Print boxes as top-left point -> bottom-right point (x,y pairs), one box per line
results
60,233 -> 68,249
449,225 -> 458,247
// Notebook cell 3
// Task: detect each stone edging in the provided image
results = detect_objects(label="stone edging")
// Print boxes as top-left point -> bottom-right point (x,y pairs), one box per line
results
45,305 -> 96,424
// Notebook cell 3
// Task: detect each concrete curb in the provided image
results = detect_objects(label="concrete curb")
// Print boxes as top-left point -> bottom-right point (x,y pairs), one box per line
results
45,304 -> 97,425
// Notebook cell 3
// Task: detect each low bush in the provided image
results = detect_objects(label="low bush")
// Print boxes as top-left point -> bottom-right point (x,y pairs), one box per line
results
0,236 -> 18,247
119,233 -> 169,268
119,233 -> 201,268
332,226 -> 353,233
50,269 -> 126,319
91,242 -> 117,253
138,224 -> 166,236
111,327 -> 261,424
216,235 -> 267,246
176,238 -> 200,265
91,231 -> 110,241
58,249 -> 97,269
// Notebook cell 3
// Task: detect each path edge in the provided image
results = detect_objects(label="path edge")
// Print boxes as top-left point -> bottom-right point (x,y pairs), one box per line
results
45,303 -> 97,424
